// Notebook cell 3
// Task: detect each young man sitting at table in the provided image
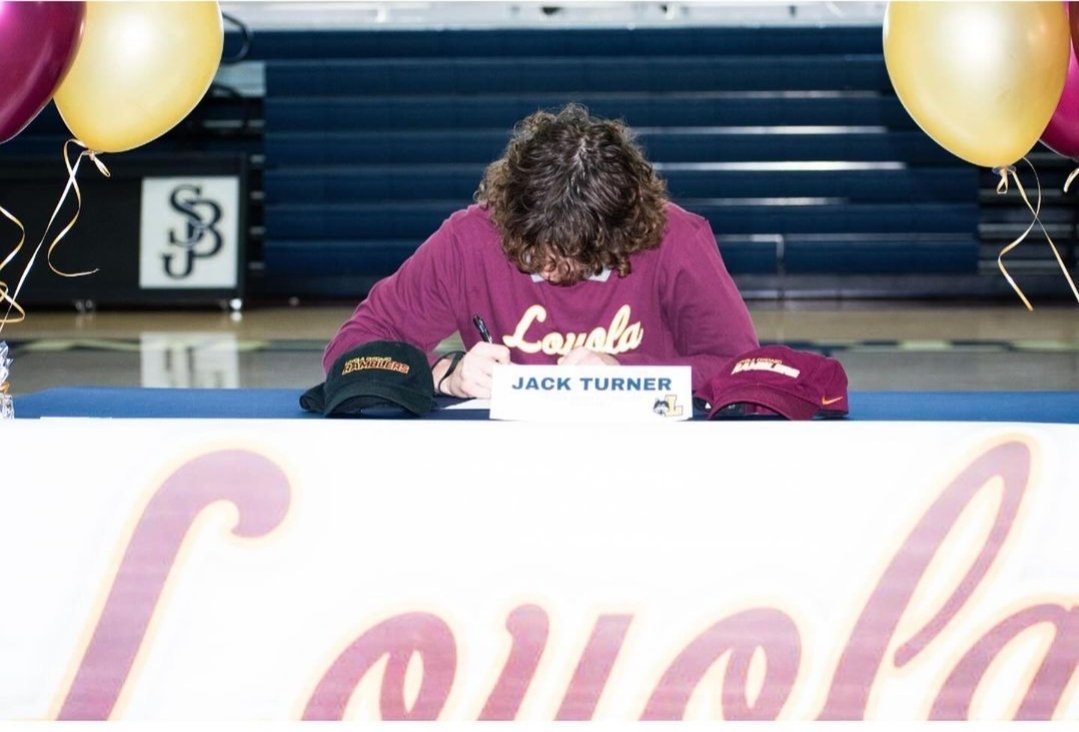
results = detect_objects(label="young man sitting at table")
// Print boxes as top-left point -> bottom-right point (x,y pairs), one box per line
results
324,103 -> 758,398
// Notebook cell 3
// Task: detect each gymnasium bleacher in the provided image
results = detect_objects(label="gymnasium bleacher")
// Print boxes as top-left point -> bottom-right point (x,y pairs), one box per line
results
3,7 -> 1077,305
256,23 -> 983,300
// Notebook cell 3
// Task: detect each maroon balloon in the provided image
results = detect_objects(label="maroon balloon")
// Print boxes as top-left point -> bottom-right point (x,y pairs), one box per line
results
0,1 -> 85,144
1041,1 -> 1079,159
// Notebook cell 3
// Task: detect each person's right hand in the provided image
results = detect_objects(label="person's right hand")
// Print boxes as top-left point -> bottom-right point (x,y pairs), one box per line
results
440,341 -> 511,398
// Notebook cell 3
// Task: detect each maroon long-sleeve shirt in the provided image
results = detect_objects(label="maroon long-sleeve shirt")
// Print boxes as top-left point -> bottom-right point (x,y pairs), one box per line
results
324,202 -> 758,392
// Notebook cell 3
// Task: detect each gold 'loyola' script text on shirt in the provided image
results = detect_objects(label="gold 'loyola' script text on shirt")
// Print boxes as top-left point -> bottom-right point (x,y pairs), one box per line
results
502,304 -> 644,356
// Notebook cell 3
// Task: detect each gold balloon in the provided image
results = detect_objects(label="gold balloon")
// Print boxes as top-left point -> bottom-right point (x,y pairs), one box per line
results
884,1 -> 1069,168
53,1 -> 223,154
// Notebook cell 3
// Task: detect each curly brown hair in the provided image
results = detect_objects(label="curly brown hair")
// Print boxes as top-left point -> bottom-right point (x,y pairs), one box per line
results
475,103 -> 668,285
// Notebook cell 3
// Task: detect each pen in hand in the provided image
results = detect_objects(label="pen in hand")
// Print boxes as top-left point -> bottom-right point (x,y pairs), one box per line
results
472,315 -> 494,344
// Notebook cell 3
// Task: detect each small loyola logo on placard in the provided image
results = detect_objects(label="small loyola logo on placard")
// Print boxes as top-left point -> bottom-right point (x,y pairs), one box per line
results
652,394 -> 684,417
140,177 -> 239,289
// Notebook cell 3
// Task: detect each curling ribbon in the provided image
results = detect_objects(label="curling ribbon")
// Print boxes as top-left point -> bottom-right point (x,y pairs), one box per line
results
993,165 -> 1038,310
0,204 -> 27,328
994,159 -> 1079,311
0,139 -> 110,334
1064,166 -> 1079,194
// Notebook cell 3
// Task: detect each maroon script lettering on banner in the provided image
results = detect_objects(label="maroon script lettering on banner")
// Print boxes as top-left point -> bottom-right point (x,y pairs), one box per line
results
819,440 -> 1032,719
58,450 -> 291,720
556,614 -> 634,720
479,604 -> 550,720
642,608 -> 801,720
56,437 -> 1076,720
303,612 -> 456,720
932,603 -> 1079,719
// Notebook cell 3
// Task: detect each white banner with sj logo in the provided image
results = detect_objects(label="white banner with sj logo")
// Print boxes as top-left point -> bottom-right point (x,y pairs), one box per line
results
139,177 -> 240,289
1,419 -> 1079,721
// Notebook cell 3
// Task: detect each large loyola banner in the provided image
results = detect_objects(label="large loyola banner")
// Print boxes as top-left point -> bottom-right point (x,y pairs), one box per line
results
2,419 -> 1078,720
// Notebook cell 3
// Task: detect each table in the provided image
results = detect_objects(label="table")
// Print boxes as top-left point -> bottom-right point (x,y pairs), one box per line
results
5,388 -> 1079,720
14,386 -> 1079,422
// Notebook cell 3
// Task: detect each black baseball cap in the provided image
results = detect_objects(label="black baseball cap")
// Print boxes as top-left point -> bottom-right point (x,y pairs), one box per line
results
300,340 -> 436,417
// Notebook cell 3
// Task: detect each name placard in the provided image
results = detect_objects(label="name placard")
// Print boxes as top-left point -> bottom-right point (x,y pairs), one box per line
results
490,364 -> 692,422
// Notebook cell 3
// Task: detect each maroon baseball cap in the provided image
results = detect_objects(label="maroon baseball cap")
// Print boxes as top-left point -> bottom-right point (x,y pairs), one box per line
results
700,345 -> 849,420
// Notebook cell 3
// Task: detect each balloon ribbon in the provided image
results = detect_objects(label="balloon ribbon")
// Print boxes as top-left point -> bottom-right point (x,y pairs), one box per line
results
994,159 -> 1079,311
1064,166 -> 1079,195
0,139 -> 111,335
0,204 -> 26,328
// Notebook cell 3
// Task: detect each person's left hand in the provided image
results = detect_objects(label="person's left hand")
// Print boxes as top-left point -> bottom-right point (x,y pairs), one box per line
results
559,348 -> 620,366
